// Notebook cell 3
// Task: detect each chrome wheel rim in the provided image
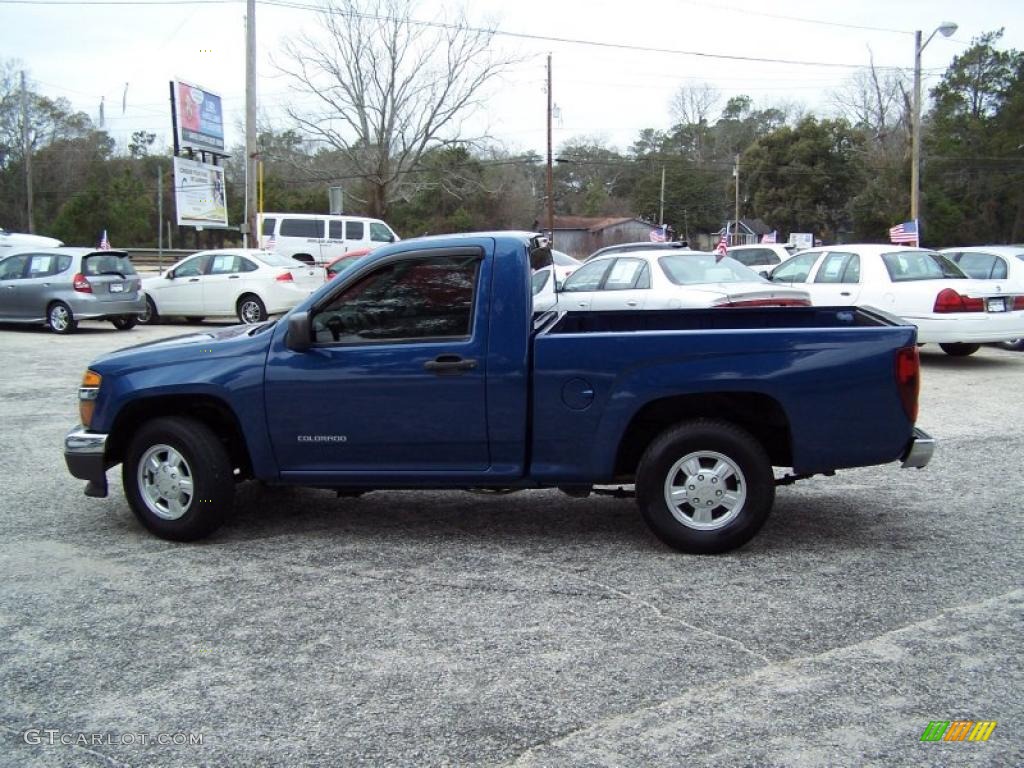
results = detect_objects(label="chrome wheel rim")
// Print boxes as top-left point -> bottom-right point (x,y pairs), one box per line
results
663,450 -> 746,530
239,300 -> 261,323
50,305 -> 70,331
139,301 -> 152,323
137,443 -> 194,520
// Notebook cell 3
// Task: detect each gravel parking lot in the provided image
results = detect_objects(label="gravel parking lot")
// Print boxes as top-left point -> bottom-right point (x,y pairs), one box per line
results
1,319 -> 1022,767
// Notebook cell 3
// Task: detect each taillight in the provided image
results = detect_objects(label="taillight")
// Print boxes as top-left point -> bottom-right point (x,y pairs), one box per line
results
275,271 -> 294,282
933,287 -> 983,313
714,297 -> 811,308
1014,296 -> 1024,310
72,273 -> 92,293
895,346 -> 920,423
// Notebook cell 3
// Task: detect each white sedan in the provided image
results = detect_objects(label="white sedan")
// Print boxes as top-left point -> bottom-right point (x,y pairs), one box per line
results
942,244 -> 1024,350
535,249 -> 810,310
141,249 -> 325,324
769,244 -> 1024,355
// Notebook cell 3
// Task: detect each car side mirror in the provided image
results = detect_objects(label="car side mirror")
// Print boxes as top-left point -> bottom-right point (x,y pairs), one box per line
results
758,270 -> 770,280
287,311 -> 312,352
165,270 -> 175,279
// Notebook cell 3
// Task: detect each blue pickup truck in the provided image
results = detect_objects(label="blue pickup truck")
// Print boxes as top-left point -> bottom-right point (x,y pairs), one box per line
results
64,233 -> 933,553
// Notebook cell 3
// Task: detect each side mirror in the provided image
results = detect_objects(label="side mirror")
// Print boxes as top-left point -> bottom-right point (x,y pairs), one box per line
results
165,270 -> 175,279
758,270 -> 770,280
286,311 -> 312,352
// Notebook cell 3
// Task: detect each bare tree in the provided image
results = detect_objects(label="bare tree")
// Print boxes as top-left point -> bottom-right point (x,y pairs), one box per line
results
276,0 -> 512,217
669,82 -> 720,127
831,50 -> 908,147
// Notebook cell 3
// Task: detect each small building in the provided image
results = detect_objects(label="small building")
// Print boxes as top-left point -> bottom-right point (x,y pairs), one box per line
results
534,216 -> 660,259
713,218 -> 774,247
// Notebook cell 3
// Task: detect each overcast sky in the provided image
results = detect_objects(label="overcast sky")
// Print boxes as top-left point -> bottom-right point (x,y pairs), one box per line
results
3,0 -> 1023,158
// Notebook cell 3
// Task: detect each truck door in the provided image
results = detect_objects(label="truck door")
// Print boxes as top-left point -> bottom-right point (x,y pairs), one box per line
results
264,246 -> 491,472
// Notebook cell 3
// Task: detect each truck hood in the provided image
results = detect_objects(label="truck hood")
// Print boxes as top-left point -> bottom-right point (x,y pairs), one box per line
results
90,322 -> 275,374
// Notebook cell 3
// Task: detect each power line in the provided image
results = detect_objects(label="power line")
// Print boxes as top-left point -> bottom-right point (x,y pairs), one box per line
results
674,0 -> 911,35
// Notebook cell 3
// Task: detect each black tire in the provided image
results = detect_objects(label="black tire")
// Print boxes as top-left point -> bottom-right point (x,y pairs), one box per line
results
185,316 -> 205,324
636,419 -> 775,554
237,294 -> 267,324
46,301 -> 77,334
939,343 -> 981,357
140,295 -> 160,325
111,316 -> 138,330
122,416 -> 234,541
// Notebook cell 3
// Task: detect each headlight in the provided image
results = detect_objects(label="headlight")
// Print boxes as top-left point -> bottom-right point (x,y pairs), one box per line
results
78,370 -> 101,427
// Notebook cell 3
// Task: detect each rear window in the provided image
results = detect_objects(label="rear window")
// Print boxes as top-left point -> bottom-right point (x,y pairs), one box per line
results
881,251 -> 964,281
659,254 -> 762,285
82,253 -> 137,276
552,251 -> 579,267
953,252 -> 1008,280
256,252 -> 309,267
280,219 -> 322,238
731,248 -> 780,267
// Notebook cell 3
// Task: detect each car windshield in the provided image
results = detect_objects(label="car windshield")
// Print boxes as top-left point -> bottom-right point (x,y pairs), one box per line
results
881,251 -> 964,281
256,252 -> 307,267
551,251 -> 579,267
659,253 -> 763,285
531,269 -> 551,295
82,252 -> 137,276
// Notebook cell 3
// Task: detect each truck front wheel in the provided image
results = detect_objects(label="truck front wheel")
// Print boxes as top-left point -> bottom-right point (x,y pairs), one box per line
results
636,419 -> 774,554
122,417 -> 234,541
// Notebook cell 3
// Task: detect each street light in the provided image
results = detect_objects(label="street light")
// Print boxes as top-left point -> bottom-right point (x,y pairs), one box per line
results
911,21 -> 957,232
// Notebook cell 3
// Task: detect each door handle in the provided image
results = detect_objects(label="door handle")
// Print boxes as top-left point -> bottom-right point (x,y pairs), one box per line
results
840,291 -> 851,296
626,300 -> 639,307
188,278 -> 200,282
228,275 -> 240,279
424,354 -> 477,374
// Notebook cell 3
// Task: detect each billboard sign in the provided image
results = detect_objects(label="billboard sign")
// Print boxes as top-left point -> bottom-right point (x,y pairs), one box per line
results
173,80 -> 225,153
173,156 -> 228,227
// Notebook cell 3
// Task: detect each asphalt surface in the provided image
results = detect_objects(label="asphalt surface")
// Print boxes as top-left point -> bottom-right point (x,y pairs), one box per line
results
0,319 -> 1021,767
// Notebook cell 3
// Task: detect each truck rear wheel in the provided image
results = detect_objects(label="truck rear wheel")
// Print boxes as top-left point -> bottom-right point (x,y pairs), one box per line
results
636,419 -> 774,554
122,417 -> 234,541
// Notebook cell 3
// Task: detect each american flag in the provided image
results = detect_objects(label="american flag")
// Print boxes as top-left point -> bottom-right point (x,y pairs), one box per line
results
714,233 -> 729,262
264,235 -> 276,250
98,230 -> 111,250
649,225 -> 667,243
761,230 -> 777,244
889,220 -> 919,246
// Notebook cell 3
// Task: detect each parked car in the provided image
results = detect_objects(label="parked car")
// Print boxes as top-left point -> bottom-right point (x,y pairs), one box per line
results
260,213 -> 399,265
141,249 -> 325,325
940,245 -> 1024,350
585,240 -> 691,262
551,249 -> 581,287
769,244 -> 1024,356
726,243 -> 798,275
0,227 -> 62,256
0,248 -> 144,334
548,249 -> 811,311
64,232 -> 932,554
325,247 -> 373,280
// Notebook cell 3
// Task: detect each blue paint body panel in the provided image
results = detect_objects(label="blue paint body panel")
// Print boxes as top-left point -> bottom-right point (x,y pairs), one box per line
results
83,233 -> 921,488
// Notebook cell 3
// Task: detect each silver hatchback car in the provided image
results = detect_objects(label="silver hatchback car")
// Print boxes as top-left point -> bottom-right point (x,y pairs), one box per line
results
0,248 -> 146,333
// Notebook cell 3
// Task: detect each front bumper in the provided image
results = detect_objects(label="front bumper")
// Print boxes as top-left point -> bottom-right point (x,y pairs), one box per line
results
64,426 -> 110,497
901,427 -> 935,469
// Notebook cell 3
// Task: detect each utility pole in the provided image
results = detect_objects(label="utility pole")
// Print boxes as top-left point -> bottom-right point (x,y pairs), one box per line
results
733,154 -> 740,246
157,164 -> 164,263
20,71 -> 34,233
245,0 -> 257,248
546,53 -> 554,247
658,166 -> 666,226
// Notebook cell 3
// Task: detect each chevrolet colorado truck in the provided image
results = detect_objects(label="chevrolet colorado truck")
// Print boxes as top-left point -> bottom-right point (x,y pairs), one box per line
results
64,232 -> 933,554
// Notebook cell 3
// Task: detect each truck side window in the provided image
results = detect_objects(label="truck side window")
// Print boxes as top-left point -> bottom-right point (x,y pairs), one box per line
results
312,255 -> 480,344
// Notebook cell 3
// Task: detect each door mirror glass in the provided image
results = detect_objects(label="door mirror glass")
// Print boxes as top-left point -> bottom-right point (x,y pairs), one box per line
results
287,311 -> 312,352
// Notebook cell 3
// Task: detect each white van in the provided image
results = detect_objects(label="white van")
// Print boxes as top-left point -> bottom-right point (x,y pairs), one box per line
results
258,213 -> 399,265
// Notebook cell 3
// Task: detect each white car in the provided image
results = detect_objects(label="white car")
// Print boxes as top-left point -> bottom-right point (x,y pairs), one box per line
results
726,243 -> 799,276
0,227 -> 62,255
769,244 -> 1024,356
551,249 -> 581,288
535,249 -> 811,310
141,249 -> 325,325
942,245 -> 1024,350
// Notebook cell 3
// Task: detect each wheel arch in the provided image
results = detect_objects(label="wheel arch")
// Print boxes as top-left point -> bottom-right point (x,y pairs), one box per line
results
613,392 -> 792,479
106,394 -> 253,479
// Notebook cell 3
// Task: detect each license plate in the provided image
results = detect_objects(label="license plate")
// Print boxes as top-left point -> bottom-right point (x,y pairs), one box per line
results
987,297 -> 1006,312
109,283 -> 124,293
